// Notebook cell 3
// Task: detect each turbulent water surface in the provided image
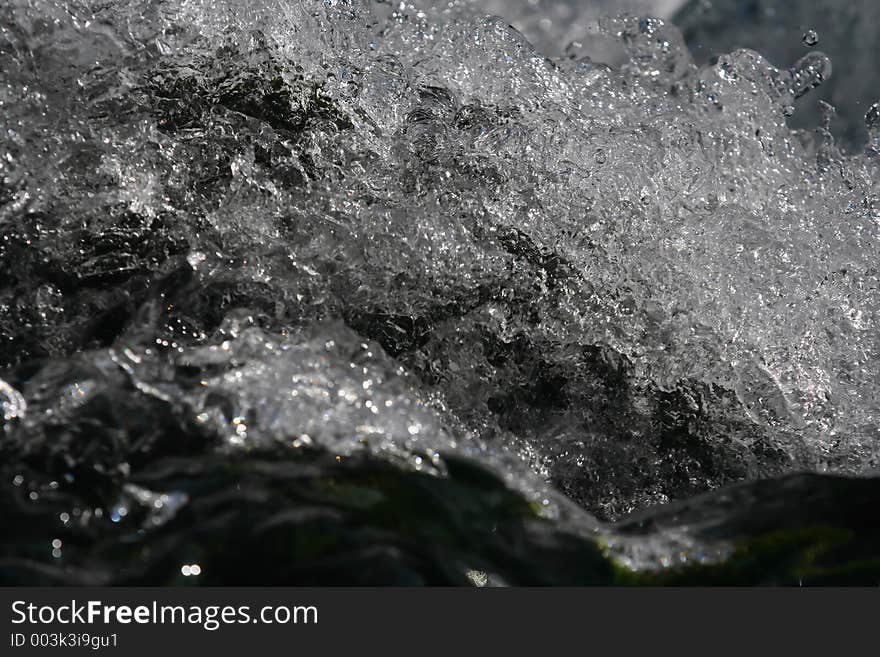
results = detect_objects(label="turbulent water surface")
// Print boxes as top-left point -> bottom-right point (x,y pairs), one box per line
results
1,0 -> 879,585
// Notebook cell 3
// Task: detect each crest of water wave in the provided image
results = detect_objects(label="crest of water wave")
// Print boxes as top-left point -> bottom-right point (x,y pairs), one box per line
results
112,319 -> 489,470
332,7 -> 879,471
2,0 -> 879,521
675,0 -> 880,149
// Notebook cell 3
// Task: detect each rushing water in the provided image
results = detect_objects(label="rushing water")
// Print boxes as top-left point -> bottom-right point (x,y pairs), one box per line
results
1,0 -> 879,585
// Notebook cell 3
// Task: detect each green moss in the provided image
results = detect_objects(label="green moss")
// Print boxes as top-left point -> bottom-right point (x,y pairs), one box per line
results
610,526 -> 880,586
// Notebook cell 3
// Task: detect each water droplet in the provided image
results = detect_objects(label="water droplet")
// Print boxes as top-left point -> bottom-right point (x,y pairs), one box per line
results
866,103 -> 880,132
467,570 -> 488,587
788,52 -> 832,100
187,251 -> 207,269
867,102 -> 880,155
802,30 -> 819,47
110,505 -> 128,523
0,378 -> 27,421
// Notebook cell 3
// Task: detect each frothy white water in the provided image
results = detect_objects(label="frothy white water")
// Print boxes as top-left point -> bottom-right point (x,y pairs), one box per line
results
2,0 -> 878,520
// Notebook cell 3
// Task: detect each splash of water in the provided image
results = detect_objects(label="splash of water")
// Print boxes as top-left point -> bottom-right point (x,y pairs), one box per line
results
1,0 -> 879,582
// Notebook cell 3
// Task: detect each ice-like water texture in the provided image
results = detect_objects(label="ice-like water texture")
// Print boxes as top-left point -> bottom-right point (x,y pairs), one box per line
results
1,0 -> 879,533
676,0 -> 880,149
403,1 -> 689,60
